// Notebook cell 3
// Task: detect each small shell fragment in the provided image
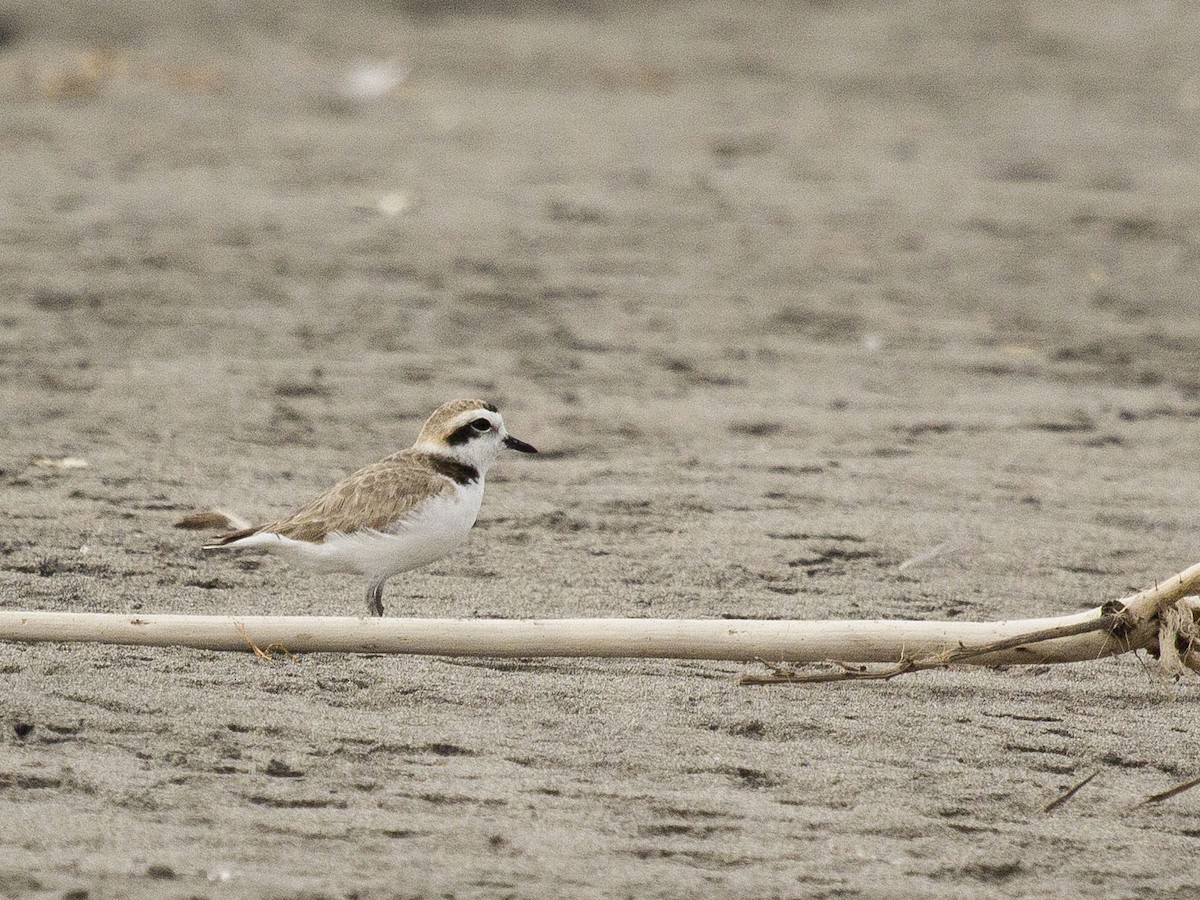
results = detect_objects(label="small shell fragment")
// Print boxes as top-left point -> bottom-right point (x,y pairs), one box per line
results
34,456 -> 90,469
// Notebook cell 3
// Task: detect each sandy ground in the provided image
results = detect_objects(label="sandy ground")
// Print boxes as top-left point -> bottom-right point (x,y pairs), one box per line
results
3,1 -> 1200,897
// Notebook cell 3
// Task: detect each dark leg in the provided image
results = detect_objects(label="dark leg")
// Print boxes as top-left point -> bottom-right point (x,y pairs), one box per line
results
366,579 -> 386,617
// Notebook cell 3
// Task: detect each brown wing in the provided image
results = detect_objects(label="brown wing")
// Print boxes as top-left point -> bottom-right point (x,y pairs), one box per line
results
257,451 -> 456,543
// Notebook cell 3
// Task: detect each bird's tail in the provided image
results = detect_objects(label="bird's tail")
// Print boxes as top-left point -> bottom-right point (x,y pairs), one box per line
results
202,526 -> 262,550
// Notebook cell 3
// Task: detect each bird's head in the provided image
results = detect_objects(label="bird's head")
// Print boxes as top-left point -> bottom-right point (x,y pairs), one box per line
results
412,398 -> 537,471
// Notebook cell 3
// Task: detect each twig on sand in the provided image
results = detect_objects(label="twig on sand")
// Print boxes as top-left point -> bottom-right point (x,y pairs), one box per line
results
234,622 -> 293,662
743,656 -> 925,684
746,657 -> 925,684
1136,774 -> 1200,808
1043,769 -> 1100,813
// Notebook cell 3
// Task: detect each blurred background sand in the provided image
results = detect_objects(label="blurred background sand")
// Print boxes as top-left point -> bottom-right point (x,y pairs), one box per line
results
2,1 -> 1200,897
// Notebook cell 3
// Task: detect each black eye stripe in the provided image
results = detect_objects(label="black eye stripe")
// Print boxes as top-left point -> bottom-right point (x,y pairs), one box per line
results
446,421 -> 489,445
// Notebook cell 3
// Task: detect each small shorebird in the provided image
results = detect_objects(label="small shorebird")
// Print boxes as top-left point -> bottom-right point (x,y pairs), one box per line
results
203,398 -> 537,616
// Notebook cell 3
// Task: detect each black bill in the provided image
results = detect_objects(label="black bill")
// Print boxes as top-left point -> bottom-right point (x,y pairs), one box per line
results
503,434 -> 538,454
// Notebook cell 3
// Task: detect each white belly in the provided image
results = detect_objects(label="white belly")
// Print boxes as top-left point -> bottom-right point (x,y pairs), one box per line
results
236,483 -> 483,579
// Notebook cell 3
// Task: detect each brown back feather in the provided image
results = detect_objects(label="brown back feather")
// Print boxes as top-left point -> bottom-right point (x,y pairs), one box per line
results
255,450 -> 459,544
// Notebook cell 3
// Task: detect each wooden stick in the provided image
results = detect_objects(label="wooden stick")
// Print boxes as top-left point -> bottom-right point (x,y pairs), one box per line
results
1044,769 -> 1100,813
1140,773 -> 1200,806
737,612 -> 1124,685
740,564 -> 1200,684
0,561 -> 1198,672
0,607 -> 1150,661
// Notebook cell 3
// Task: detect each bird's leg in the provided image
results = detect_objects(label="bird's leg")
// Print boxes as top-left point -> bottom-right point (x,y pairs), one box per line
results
365,579 -> 386,617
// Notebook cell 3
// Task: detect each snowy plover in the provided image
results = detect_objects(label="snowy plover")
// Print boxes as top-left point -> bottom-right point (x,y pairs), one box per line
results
203,398 -> 537,616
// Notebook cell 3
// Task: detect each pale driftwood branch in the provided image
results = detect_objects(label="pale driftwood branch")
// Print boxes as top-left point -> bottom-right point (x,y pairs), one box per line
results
737,611 -> 1126,685
0,562 -> 1198,685
740,566 -> 1200,685
0,607 -> 1146,662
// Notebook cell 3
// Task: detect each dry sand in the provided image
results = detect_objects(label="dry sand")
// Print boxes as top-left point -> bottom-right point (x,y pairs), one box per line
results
3,1 -> 1200,897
